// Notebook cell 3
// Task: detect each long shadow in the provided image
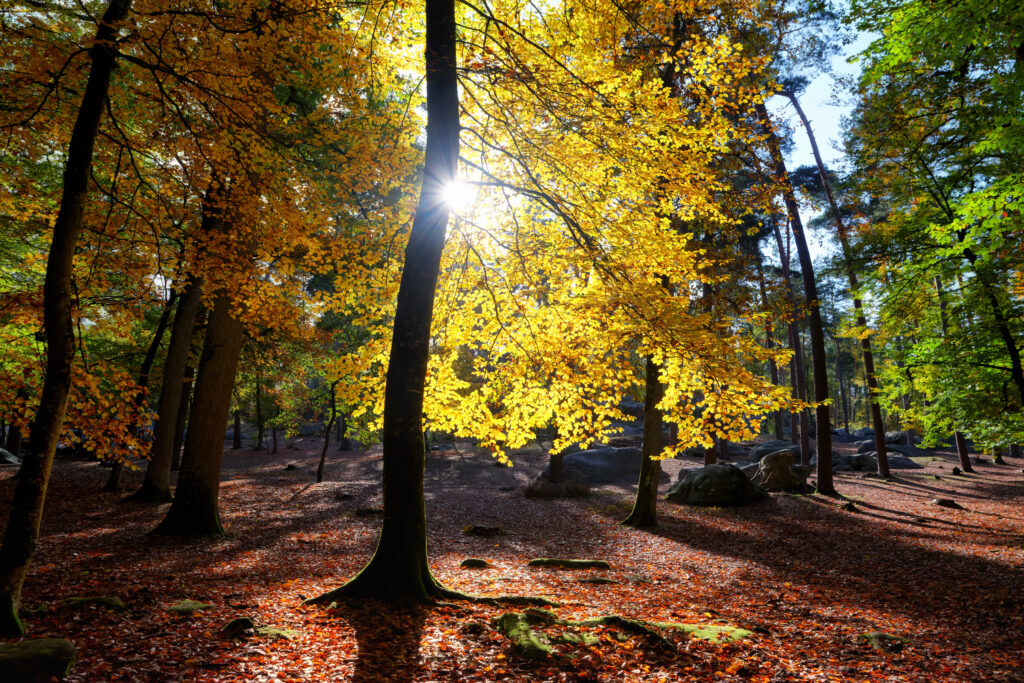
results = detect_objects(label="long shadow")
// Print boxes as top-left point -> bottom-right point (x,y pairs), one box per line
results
316,601 -> 427,682
581,492 -> 1024,649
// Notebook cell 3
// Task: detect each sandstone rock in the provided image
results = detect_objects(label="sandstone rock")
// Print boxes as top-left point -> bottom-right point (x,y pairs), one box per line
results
667,464 -> 766,507
751,450 -> 810,492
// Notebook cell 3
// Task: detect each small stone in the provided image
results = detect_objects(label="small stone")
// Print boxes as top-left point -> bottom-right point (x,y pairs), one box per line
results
220,616 -> 256,639
838,501 -> 858,512
167,599 -> 214,615
951,467 -> 961,475
460,558 -> 491,569
930,498 -> 963,509
256,626 -> 299,640
333,492 -> 354,501
463,524 -> 503,537
354,506 -> 383,516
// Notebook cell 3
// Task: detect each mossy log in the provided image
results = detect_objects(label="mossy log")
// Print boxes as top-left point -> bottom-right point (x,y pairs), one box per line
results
61,596 -> 128,612
492,608 -> 752,660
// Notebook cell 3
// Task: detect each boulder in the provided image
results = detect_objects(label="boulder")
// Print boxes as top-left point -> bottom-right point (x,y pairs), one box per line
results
847,453 -> 878,471
847,451 -> 922,470
0,447 -> 21,465
852,427 -> 875,439
748,440 -> 797,462
751,450 -> 810,491
885,430 -> 920,445
539,447 -> 669,485
666,464 -> 767,507
0,638 -> 76,681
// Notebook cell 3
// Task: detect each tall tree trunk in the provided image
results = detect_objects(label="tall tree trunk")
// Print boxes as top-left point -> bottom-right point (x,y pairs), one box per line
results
105,289 -> 178,493
772,221 -> 811,462
127,279 -> 203,501
152,290 -> 246,537
0,0 -> 132,636
783,91 -> 888,477
308,0 -> 459,603
171,363 -> 195,471
232,410 -> 242,450
934,275 -> 974,472
317,380 -> 339,483
757,102 -> 834,494
623,356 -> 663,528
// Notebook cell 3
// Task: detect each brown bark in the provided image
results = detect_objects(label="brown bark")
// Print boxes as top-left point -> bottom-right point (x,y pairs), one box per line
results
152,291 -> 246,537
128,279 -> 202,501
307,0 -> 460,603
548,451 -> 564,483
757,102 -> 835,494
623,356 -> 663,528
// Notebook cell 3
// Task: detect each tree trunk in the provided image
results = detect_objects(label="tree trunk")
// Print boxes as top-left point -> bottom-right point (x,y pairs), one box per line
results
0,0 -> 132,636
255,377 -> 264,449
127,279 -> 202,501
317,380 -> 339,483
548,451 -> 564,483
783,91 -> 887,478
338,413 -> 350,451
3,425 -> 21,458
623,356 -> 663,528
152,291 -> 246,537
171,363 -> 195,472
232,410 -> 241,450
933,275 -> 974,472
704,441 -> 718,465
308,0 -> 459,603
272,425 -> 278,454
757,102 -> 834,494
772,221 -> 811,462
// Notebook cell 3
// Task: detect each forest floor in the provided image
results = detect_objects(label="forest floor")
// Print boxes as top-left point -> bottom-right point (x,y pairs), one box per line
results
1,436 -> 1022,682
